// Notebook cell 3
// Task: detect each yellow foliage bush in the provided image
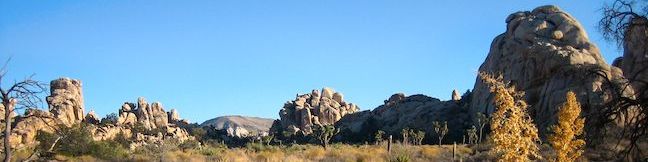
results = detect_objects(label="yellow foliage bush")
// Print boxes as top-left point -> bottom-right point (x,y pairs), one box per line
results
548,91 -> 586,162
480,72 -> 541,161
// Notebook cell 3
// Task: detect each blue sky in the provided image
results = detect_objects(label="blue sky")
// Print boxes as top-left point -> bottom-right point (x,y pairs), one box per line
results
0,0 -> 621,123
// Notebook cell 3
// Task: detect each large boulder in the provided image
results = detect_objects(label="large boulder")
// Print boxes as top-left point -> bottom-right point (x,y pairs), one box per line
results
47,78 -> 85,126
470,5 -> 631,134
10,109 -> 57,148
272,87 -> 359,135
201,115 -> 274,137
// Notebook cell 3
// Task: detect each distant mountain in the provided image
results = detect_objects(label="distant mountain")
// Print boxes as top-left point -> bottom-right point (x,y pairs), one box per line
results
201,115 -> 274,137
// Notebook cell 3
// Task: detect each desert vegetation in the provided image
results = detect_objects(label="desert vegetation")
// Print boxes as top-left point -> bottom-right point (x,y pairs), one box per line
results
1,1 -> 648,162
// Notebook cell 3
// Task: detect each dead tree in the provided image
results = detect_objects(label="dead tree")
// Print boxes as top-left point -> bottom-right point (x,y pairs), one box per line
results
595,0 -> 648,159
0,59 -> 47,162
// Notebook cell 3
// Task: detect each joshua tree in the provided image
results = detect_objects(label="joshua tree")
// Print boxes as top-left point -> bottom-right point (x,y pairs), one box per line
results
549,91 -> 586,162
432,121 -> 448,146
411,130 -> 425,145
475,112 -> 489,144
401,128 -> 410,145
374,130 -> 385,145
0,59 -> 47,162
261,135 -> 274,146
312,125 -> 338,148
467,126 -> 478,145
480,72 -> 541,161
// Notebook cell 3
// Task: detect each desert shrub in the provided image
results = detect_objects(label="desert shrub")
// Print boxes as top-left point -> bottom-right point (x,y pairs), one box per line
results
113,131 -> 131,148
391,151 -> 411,162
190,127 -> 208,141
99,113 -> 118,126
480,73 -> 541,161
374,130 -> 385,144
179,139 -> 201,151
90,140 -> 128,160
132,138 -> 181,159
35,124 -> 128,160
548,91 -> 586,162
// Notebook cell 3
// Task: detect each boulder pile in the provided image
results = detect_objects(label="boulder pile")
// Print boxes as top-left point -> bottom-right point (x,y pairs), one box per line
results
6,77 -> 192,149
272,87 -> 359,135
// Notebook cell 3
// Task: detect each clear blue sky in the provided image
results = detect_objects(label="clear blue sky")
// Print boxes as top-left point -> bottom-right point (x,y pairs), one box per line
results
0,0 -> 621,123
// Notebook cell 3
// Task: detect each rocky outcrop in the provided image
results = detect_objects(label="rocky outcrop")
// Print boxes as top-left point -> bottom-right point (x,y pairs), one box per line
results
336,93 -> 472,143
116,97 -> 187,129
451,90 -> 461,101
470,5 -> 631,134
84,110 -> 100,124
47,78 -> 85,126
201,115 -> 274,137
8,77 -> 193,149
618,17 -> 648,94
272,87 -> 359,135
10,109 -> 57,148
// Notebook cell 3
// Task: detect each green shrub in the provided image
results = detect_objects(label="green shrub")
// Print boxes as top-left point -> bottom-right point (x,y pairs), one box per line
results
35,124 -> 128,160
179,139 -> 201,151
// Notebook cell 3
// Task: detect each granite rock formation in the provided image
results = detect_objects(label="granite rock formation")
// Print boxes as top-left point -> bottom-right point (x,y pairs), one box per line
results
272,87 -> 359,135
469,5 -> 631,134
617,17 -> 648,94
8,77 -> 192,149
201,115 -> 274,137
116,97 -> 187,129
336,92 -> 472,143
47,78 -> 85,126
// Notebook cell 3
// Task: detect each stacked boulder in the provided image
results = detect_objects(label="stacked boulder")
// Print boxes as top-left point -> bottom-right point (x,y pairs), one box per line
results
116,97 -> 189,128
7,77 -> 192,149
274,87 -> 359,135
46,78 -> 85,126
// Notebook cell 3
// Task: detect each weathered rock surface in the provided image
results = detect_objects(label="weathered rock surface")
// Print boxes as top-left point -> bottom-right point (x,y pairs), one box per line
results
201,115 -> 274,137
618,17 -> 648,94
10,109 -> 57,148
470,5 -> 631,134
336,93 -> 472,143
272,87 -> 359,135
8,77 -> 193,149
116,97 -> 186,129
47,78 -> 85,126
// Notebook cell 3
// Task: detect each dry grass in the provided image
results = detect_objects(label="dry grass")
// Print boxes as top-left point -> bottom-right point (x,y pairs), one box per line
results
14,143 -> 475,162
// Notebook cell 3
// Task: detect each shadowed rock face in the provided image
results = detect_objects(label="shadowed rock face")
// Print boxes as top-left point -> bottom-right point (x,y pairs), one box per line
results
618,17 -> 648,95
336,92 -> 472,143
469,5 -> 631,134
272,87 -> 359,135
47,77 -> 85,126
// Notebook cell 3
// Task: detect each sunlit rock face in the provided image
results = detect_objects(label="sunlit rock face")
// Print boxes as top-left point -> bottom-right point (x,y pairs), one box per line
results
47,77 -> 85,126
469,5 -> 631,133
273,87 -> 359,135
116,97 -> 187,129
9,77 -> 193,149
